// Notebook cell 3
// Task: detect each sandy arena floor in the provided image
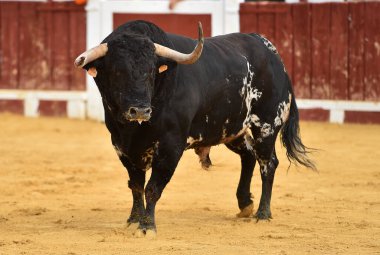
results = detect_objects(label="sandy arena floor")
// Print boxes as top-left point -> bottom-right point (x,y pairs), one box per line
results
0,114 -> 379,254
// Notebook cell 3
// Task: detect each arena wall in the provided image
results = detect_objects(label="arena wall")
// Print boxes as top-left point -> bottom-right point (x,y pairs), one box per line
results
1,0 -> 379,124
240,1 -> 380,124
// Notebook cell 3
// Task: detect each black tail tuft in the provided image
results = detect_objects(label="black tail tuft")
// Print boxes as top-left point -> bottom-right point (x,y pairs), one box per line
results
281,79 -> 317,171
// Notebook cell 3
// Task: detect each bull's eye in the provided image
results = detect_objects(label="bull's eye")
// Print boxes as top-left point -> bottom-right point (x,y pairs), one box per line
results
142,72 -> 148,79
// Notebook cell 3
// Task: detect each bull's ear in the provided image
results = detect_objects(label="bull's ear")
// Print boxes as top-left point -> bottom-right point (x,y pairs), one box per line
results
83,58 -> 102,77
87,67 -> 98,77
159,65 -> 168,73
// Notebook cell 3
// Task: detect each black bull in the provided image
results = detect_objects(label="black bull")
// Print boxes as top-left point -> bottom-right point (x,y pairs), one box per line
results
75,20 -> 315,236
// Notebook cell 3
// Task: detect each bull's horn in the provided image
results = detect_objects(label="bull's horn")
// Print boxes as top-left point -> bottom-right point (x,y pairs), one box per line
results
154,22 -> 204,65
74,43 -> 108,68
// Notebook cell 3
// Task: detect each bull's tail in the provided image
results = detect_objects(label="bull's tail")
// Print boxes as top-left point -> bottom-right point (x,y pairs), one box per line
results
281,77 -> 317,171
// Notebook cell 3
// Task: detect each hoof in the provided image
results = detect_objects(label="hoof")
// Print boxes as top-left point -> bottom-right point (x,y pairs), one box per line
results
126,222 -> 139,232
236,203 -> 254,218
133,227 -> 157,239
145,229 -> 157,239
134,228 -> 146,238
254,209 -> 272,222
201,162 -> 212,170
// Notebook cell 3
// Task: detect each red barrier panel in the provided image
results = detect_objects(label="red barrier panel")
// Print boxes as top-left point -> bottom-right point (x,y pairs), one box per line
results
0,1 -> 86,91
114,14 -> 212,39
240,2 -> 380,101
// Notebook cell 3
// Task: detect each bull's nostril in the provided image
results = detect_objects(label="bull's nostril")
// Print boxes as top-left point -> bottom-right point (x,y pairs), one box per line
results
144,108 -> 152,115
126,106 -> 151,121
129,107 -> 137,116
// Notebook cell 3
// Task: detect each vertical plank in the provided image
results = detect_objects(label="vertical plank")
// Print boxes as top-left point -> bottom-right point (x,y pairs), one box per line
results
330,2 -> 348,100
257,4 -> 276,41
292,3 -> 311,98
0,3 -> 19,89
0,3 -> 2,85
69,6 -> 86,90
18,2 -> 40,89
311,3 -> 331,99
239,4 -> 258,34
34,1 -> 52,90
364,2 -> 380,101
275,4 -> 293,81
51,2 -> 70,90
348,2 -> 365,100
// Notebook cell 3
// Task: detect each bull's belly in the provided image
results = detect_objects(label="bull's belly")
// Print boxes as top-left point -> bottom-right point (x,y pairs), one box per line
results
185,80 -> 252,149
186,110 -> 247,149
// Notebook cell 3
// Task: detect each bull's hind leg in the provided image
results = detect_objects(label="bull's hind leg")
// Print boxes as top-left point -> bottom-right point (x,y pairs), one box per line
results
225,137 -> 256,218
254,139 -> 279,221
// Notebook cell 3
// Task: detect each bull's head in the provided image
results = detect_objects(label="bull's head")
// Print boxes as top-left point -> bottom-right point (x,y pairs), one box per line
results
74,22 -> 204,124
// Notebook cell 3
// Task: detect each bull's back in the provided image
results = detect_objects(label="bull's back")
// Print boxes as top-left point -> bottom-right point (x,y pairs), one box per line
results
168,33 -> 289,147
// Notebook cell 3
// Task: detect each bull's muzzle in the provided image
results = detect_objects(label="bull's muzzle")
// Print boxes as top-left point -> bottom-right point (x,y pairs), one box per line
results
124,107 -> 152,124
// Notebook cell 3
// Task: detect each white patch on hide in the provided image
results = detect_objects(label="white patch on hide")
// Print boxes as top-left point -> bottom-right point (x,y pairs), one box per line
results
243,128 -> 254,151
250,114 -> 261,127
274,93 -> 292,127
186,134 -> 203,148
205,115 -> 209,123
247,114 -> 274,140
261,37 -> 278,55
258,159 -> 269,176
261,123 -> 273,138
261,165 -> 268,175
222,128 -> 227,139
240,60 -> 262,129
187,137 -> 196,146
141,142 -> 159,171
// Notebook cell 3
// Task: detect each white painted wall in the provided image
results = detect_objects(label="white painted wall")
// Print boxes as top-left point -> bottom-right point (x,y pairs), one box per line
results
0,90 -> 87,119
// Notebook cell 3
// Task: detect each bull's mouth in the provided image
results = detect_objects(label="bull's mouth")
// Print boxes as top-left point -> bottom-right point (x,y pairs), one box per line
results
123,114 -> 151,124
128,118 -> 150,124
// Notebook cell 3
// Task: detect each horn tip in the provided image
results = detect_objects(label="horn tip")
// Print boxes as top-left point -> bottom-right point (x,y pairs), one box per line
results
197,22 -> 204,42
74,56 -> 86,68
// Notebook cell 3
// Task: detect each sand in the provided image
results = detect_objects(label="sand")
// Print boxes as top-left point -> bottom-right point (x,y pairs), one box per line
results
0,114 -> 379,254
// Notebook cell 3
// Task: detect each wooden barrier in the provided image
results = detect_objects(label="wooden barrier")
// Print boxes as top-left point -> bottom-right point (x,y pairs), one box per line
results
0,1 -> 86,117
240,2 -> 380,123
240,2 -> 380,101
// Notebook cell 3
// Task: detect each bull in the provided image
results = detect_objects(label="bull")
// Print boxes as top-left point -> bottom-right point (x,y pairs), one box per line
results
74,20 -> 315,237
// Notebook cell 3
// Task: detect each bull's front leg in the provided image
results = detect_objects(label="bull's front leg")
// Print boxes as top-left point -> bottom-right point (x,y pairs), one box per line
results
119,156 -> 146,229
137,137 -> 184,237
